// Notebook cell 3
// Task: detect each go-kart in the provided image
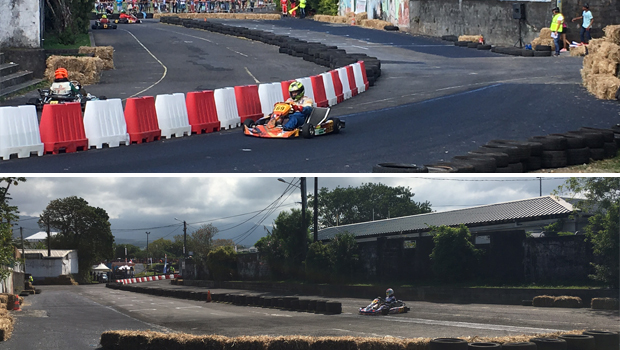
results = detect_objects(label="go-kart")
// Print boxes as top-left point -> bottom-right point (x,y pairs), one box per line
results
28,82 -> 106,111
113,14 -> 142,24
243,102 -> 344,139
92,20 -> 117,29
359,297 -> 410,315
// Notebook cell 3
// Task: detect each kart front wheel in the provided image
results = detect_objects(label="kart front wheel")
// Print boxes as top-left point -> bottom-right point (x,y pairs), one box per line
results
331,117 -> 341,134
243,119 -> 255,129
302,123 -> 315,139
92,24 -> 97,29
381,308 -> 390,315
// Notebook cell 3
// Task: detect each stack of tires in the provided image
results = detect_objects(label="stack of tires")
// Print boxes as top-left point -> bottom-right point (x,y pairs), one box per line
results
454,41 -> 492,50
424,124 -> 618,173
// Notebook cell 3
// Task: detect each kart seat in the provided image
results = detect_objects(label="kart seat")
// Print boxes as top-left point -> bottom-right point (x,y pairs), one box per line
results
306,107 -> 330,126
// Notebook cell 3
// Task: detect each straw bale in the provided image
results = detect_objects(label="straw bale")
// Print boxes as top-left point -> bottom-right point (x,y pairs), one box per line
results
531,37 -> 555,51
0,309 -> 8,318
459,330 -> 584,344
357,337 -> 404,350
312,337 -> 357,350
603,25 -> 620,45
268,336 -> 313,350
402,338 -> 430,350
79,46 -> 114,70
584,74 -> 620,99
45,55 -> 104,85
459,35 -> 483,43
100,331 -> 123,350
227,335 -> 267,350
0,295 -> 7,304
570,45 -> 587,57
355,12 -> 368,23
553,296 -> 583,308
532,295 -> 555,307
0,317 -> 14,341
539,28 -> 552,39
345,12 -> 355,18
591,297 -> 619,310
594,58 -> 619,75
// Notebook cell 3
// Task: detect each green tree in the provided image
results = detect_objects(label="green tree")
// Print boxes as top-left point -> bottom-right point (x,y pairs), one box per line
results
309,183 -> 432,228
207,246 -> 237,281
186,224 -> 218,274
0,178 -> 26,283
45,0 -> 95,44
147,238 -> 173,261
213,238 -> 235,248
38,196 -> 114,283
556,178 -> 619,287
317,0 -> 337,15
113,243 -> 142,260
429,225 -> 480,282
330,232 -> 359,281
255,208 -> 311,279
304,241 -> 332,283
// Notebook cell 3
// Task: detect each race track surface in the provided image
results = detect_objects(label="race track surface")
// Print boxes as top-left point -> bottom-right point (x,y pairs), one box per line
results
1,18 -> 618,173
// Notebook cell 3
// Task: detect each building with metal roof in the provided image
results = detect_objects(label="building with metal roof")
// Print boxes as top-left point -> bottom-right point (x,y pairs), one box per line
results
317,195 -> 578,242
24,249 -> 79,280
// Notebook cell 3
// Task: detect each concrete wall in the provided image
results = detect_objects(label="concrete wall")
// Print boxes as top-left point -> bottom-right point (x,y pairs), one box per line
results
524,236 -> 592,283
26,251 -> 79,278
0,0 -> 41,48
408,0 -> 620,46
237,253 -> 270,280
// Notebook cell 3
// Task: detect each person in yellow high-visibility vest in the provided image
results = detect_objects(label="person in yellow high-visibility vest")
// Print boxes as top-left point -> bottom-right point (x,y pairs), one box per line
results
549,7 -> 564,56
299,0 -> 306,19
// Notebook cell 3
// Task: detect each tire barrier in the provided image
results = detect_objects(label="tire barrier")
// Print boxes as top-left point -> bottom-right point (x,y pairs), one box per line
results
155,93 -> 192,139
83,99 -> 130,149
124,96 -> 162,144
372,163 -> 429,173
234,85 -> 263,123
582,330 -> 619,350
467,343 -> 501,350
558,334 -> 595,350
425,123 -> 620,172
430,338 -> 469,350
502,343 -> 537,350
185,90 -> 221,134
39,102 -> 88,154
0,105 -> 44,160
529,338 -> 567,350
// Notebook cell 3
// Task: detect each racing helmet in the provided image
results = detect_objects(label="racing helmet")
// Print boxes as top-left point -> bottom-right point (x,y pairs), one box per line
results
288,81 -> 305,102
386,288 -> 394,297
54,67 -> 68,80
102,14 -> 107,18
121,9 -> 126,13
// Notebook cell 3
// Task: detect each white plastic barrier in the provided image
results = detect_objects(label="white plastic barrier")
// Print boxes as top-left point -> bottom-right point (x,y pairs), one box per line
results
155,93 -> 191,139
321,72 -> 337,106
337,67 -> 353,100
0,105 -> 44,160
258,82 -> 285,117
351,62 -> 367,94
295,77 -> 317,107
83,99 -> 130,149
214,87 -> 241,129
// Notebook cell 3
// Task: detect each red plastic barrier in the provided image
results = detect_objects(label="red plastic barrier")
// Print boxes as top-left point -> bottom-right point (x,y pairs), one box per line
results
234,85 -> 263,122
346,65 -> 358,97
330,70 -> 344,103
39,102 -> 88,154
281,80 -> 296,101
358,60 -> 370,90
310,75 -> 329,107
186,90 -> 221,134
124,96 -> 161,144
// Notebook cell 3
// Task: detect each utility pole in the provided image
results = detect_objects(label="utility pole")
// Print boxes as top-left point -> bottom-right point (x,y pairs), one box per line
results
183,221 -> 187,258
20,227 -> 24,272
313,177 -> 318,242
146,232 -> 150,266
300,177 -> 308,254
539,177 -> 542,196
46,221 -> 51,257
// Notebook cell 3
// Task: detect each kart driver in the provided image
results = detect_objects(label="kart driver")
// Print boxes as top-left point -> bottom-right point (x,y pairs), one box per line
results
283,81 -> 313,131
100,14 -> 110,23
50,68 -> 80,96
385,288 -> 396,305
120,10 -> 137,21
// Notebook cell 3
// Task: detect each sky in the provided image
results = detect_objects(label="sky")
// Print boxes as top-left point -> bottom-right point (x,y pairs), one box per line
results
9,176 -> 576,248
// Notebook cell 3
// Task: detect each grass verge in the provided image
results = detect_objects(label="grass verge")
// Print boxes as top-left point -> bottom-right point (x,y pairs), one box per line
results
532,154 -> 620,173
43,33 -> 91,50
0,80 -> 49,102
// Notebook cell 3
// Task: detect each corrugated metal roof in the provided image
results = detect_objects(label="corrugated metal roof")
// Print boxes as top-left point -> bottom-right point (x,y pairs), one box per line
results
23,249 -> 75,258
317,196 -> 574,240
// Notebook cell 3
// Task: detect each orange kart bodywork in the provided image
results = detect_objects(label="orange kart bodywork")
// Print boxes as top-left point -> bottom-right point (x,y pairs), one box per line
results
243,102 -> 343,139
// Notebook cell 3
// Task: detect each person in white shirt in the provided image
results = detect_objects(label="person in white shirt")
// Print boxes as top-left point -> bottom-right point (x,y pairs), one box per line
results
572,4 -> 593,44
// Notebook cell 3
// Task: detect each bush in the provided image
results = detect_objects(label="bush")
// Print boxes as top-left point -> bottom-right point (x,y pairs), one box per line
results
207,246 -> 237,281
305,241 -> 332,283
429,225 -> 480,282
317,0 -> 338,15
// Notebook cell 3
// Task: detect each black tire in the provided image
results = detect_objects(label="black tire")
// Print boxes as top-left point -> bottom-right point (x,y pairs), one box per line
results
468,343 -> 501,350
529,135 -> 567,151
455,41 -> 470,47
534,50 -> 552,57
467,42 -> 479,48
27,98 -> 40,105
262,297 -> 272,308
567,148 -> 591,165
495,166 -> 511,173
614,134 -> 620,147
99,96 -> 107,101
331,117 -> 341,134
298,299 -> 309,311
488,140 -> 532,160
541,150 -> 568,168
315,300 -> 327,313
507,162 -> 525,173
529,338 -> 567,350
521,300 -> 533,306
441,35 -> 458,42
426,161 -> 474,173
480,144 -> 522,163
325,301 -> 342,314
603,141 -> 618,158
469,151 -> 509,167
535,45 -> 552,51
567,131 -> 604,148
307,299 -> 317,312
301,123 -> 315,138
522,50 -> 535,57
582,331 -> 619,350
589,148 -> 605,160
580,127 -> 614,142
503,343 -> 537,350
372,163 -> 429,173
477,44 -> 492,50
384,25 -> 399,31
112,24 -> 117,29
243,118 -> 255,129
381,307 -> 390,315
453,155 -> 497,173
429,338 -> 468,350
558,335 -> 595,350
552,133 -> 585,149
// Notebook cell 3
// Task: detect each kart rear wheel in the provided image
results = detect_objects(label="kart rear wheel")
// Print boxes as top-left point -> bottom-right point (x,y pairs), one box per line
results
112,24 -> 117,29
243,119 -> 255,129
92,24 -> 97,29
381,308 -> 389,315
331,117 -> 341,134
302,123 -> 315,138
99,96 -> 107,100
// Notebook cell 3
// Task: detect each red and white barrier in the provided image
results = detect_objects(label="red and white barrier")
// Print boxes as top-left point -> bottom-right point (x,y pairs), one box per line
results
40,102 -> 89,154
186,90 -> 221,134
116,273 -> 181,284
234,85 -> 263,123
124,96 -> 161,144
321,72 -> 337,106
214,87 -> 241,130
310,75 -> 329,108
155,93 -> 191,139
0,105 -> 44,160
337,67 -> 353,100
258,82 -> 284,118
83,99 -> 130,149
351,62 -> 367,94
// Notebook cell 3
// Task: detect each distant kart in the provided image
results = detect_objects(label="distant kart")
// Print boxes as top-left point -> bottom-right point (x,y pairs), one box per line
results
92,20 -> 117,29
113,16 -> 142,24
243,102 -> 343,139
28,81 -> 106,111
359,297 -> 410,315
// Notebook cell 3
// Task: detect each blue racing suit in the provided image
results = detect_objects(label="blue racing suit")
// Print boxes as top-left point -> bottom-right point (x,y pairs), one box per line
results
283,96 -> 313,130
385,295 -> 396,304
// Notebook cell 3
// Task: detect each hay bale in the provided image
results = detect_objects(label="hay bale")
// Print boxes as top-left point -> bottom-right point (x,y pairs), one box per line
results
312,337 -> 357,350
355,12 -> 368,23
79,46 -> 114,70
45,55 -> 104,85
603,25 -> 620,45
532,37 -> 555,51
570,45 -> 587,57
357,337 -> 404,350
402,338 -> 430,350
532,295 -> 555,307
594,58 -> 619,75
553,296 -> 583,308
459,35 -> 483,43
591,297 -> 619,310
540,28 -> 552,39
584,74 -> 620,99
100,331 -> 123,350
0,316 -> 14,342
0,295 -> 7,304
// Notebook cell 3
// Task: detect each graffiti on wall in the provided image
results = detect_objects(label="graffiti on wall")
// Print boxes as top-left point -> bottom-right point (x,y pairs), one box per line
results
341,0 -> 409,27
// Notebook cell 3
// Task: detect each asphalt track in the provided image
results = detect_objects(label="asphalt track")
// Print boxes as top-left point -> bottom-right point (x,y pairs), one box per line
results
1,18 -> 619,172
5,283 -> 619,350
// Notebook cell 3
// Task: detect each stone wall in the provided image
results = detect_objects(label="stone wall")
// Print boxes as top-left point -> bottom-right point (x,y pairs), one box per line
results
408,0 -> 620,46
524,235 -> 593,283
237,253 -> 270,280
0,0 -> 41,48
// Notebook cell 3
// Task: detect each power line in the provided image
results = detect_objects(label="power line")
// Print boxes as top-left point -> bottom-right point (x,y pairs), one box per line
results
414,177 -> 568,182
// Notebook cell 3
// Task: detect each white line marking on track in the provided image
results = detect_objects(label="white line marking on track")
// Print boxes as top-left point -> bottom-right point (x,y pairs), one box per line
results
245,67 -> 260,83
175,306 -> 203,310
122,29 -> 168,99
129,308 -> 158,312
351,45 -> 369,50
227,47 -> 249,57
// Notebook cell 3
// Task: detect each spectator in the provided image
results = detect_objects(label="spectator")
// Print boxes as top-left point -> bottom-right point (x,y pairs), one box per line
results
572,4 -> 593,44
180,0 -> 186,12
249,0 -> 254,12
173,0 -> 177,12
116,0 -> 123,12
549,7 -> 564,56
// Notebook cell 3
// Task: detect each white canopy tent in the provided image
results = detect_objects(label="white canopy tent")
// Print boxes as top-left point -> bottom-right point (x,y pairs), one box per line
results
92,263 -> 111,272
25,231 -> 59,241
